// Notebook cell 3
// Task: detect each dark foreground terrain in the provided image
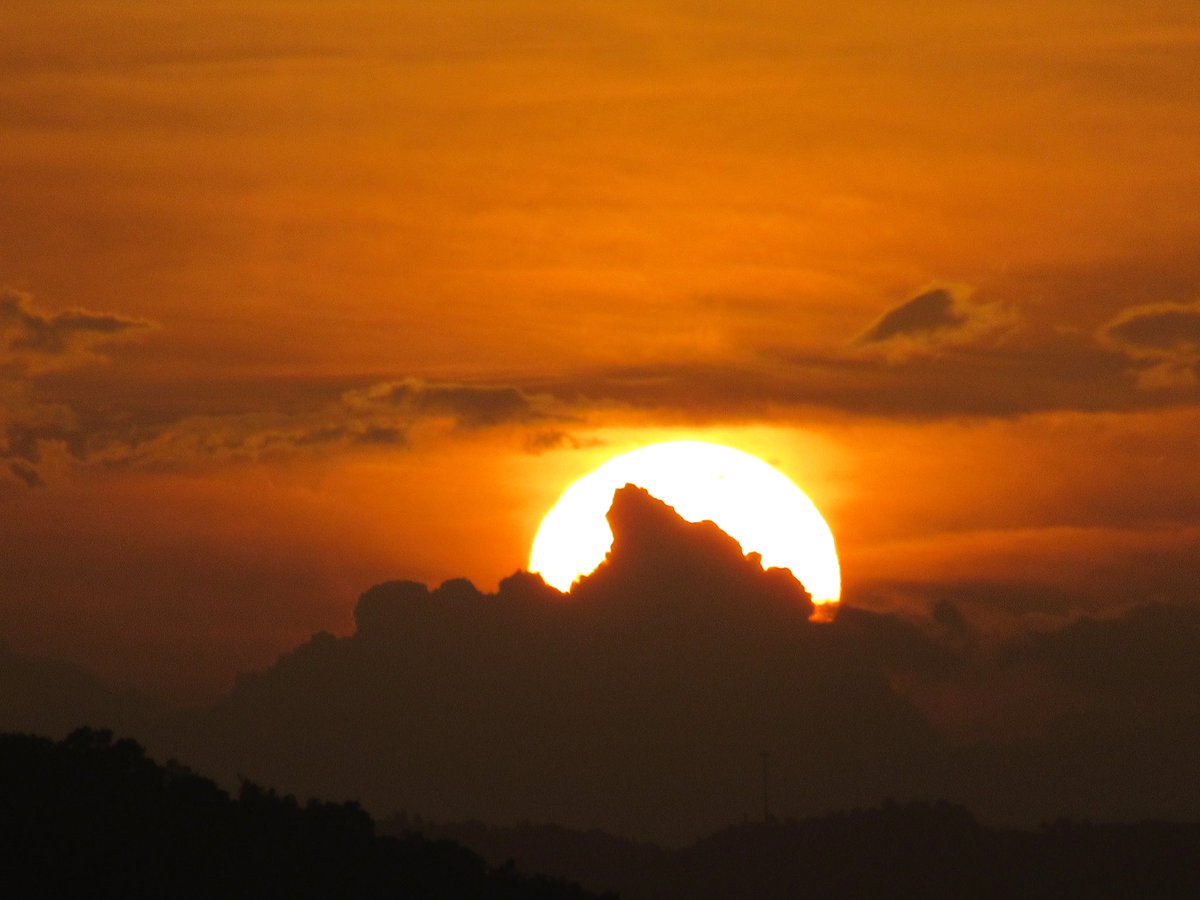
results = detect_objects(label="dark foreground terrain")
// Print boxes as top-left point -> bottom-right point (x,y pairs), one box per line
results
5,727 -> 1200,899
392,804 -> 1200,899
0,729 -> 607,899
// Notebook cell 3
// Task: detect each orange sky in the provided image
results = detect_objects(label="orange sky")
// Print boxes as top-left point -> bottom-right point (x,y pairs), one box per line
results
3,1 -> 1199,698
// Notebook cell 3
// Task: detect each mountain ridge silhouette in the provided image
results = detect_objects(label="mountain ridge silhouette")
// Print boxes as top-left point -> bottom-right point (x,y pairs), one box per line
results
0,727 -> 610,899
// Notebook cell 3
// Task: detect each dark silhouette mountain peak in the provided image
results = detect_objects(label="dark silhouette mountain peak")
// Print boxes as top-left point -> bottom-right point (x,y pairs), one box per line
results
605,484 -> 744,568
575,484 -> 813,616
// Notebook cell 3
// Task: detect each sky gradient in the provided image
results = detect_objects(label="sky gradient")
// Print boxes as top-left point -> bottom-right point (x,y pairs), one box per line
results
3,1 -> 1200,698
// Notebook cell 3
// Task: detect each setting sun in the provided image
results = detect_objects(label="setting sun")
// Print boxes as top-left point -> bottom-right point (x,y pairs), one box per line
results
529,441 -> 841,607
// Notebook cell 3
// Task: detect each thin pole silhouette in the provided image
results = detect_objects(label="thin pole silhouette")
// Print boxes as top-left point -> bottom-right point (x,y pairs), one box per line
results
761,751 -> 770,822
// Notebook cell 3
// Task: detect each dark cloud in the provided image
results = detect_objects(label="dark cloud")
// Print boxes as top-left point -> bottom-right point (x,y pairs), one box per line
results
547,343 -> 1139,421
147,494 -> 1200,837
7,460 -> 43,487
945,603 -> 1200,824
352,424 -> 407,446
6,280 -> 1198,487
374,379 -> 539,427
856,288 -> 966,343
1104,302 -> 1200,351
543,289 -> 1199,419
0,288 -> 150,367
1003,603 -> 1200,698
853,577 -> 1109,622
522,428 -> 602,455
0,289 -> 152,483
1101,301 -> 1200,389
1,295 -> 543,482
0,292 -> 554,487
3,485 -> 1200,839
115,378 -> 559,463
1,373 -> 564,483
0,389 -> 80,482
853,286 -> 1016,358
159,487 -> 943,843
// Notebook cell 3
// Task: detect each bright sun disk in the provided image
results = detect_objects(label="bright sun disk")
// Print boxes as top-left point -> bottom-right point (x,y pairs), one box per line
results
529,441 -> 841,609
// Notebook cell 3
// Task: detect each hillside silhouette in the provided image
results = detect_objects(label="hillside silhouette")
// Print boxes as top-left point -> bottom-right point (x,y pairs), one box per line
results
0,728 -> 609,899
0,640 -> 165,739
392,804 -> 1200,899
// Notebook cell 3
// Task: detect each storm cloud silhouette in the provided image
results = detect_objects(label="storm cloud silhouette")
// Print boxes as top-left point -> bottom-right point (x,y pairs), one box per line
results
180,486 -> 941,841
5,485 -> 1200,843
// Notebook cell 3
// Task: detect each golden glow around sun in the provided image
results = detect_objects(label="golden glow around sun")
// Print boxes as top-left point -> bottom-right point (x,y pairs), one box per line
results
529,441 -> 841,607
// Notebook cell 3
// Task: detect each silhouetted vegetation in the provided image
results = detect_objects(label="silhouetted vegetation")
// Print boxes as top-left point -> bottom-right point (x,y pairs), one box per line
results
5,724 -> 1200,898
398,801 -> 1200,899
0,729 -> 609,899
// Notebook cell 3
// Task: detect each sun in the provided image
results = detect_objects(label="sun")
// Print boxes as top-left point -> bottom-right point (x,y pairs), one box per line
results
529,440 -> 841,610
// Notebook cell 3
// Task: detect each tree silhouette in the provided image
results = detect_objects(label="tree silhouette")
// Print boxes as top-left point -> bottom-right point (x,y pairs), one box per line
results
0,728 -> 610,899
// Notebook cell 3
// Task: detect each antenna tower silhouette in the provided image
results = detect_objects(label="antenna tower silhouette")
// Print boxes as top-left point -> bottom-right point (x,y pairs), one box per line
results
761,750 -> 770,822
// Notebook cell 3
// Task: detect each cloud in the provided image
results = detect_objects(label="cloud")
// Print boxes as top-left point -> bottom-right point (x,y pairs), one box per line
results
7,460 -> 43,487
547,342 -> 1132,421
0,385 -> 81,482
6,280 -> 1198,489
343,378 -> 550,429
0,295 -> 567,485
155,490 -> 1200,835
1004,603 -> 1200,700
543,288 -> 1199,420
950,603 -> 1200,822
5,483 -> 1200,839
0,288 -> 151,372
127,379 -> 561,464
854,285 -> 1016,358
1104,302 -> 1200,351
0,289 -> 154,484
1101,301 -> 1200,389
2,371 -> 571,484
857,288 -> 965,343
169,486 -> 943,842
0,286 -> 571,487
522,428 -> 603,455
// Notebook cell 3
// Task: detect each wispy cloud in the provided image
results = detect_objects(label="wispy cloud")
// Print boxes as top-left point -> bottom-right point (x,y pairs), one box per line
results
1,288 -> 152,374
3,368 -> 575,484
853,285 -> 1018,359
342,378 -> 549,429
